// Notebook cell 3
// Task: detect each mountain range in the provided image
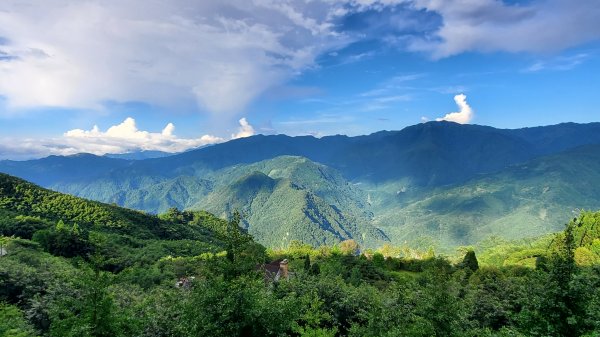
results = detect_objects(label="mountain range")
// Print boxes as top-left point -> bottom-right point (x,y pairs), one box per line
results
2,121 -> 600,251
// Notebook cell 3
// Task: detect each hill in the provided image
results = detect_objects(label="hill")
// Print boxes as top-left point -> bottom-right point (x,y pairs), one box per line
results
7,121 -> 600,187
0,172 -> 226,271
195,168 -> 388,248
2,121 -> 600,250
370,144 -> 600,249
0,172 -> 220,240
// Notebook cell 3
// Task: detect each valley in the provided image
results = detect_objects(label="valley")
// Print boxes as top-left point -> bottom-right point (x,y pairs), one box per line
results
2,121 -> 600,252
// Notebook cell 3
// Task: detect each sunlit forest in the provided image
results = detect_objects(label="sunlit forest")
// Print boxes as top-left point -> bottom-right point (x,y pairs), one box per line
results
2,174 -> 600,337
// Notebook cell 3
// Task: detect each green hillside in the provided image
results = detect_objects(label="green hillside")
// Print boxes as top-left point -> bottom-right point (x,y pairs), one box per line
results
46,156 -> 385,248
0,173 -> 227,273
2,171 -> 600,336
195,170 -> 387,248
2,122 -> 600,251
193,156 -> 387,248
0,173 -> 223,240
371,145 -> 600,250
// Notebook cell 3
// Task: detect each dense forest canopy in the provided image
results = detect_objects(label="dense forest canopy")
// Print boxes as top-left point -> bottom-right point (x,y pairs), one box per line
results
1,173 -> 600,336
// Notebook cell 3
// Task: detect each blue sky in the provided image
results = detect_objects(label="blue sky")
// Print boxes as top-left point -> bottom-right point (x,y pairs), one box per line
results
1,0 -> 599,159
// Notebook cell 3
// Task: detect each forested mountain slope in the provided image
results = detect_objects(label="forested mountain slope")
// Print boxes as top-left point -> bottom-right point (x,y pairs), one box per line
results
0,173 -> 225,262
2,122 -> 600,250
370,144 -> 600,249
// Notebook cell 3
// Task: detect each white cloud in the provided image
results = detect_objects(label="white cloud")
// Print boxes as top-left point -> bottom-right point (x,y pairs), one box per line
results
524,53 -> 590,73
0,0 -> 353,116
0,0 -> 597,119
0,116 -> 263,160
231,118 -> 256,139
162,123 -> 175,137
65,117 -> 225,154
0,116 -> 260,160
63,117 -> 225,151
436,94 -> 473,124
408,0 -> 600,59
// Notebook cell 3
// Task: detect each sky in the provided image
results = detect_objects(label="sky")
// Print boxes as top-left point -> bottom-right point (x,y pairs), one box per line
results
1,0 -> 599,159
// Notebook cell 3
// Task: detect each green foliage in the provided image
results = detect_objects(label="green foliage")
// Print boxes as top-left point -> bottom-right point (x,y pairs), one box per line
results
0,173 -> 222,242
460,250 -> 479,272
47,268 -> 121,337
180,276 -> 300,337
304,254 -> 311,272
4,171 -> 600,336
0,213 -> 52,240
32,221 -> 91,258
0,302 -> 37,337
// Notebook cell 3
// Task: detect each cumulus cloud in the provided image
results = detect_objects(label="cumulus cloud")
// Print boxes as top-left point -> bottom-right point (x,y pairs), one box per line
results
0,0 -> 352,115
62,117 -> 225,153
436,94 -> 473,124
232,118 -> 256,139
0,117 -> 258,160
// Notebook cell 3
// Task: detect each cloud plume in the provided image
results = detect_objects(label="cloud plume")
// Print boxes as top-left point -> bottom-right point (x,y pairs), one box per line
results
436,94 -> 473,124
232,118 -> 256,139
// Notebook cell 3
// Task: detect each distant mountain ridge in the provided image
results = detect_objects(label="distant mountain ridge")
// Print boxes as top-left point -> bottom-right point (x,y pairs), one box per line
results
3,121 -> 600,186
2,121 -> 600,249
105,150 -> 173,160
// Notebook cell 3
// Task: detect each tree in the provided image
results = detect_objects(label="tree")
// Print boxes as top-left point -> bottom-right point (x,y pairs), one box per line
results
181,276 -> 299,336
292,292 -> 337,337
221,211 -> 265,278
310,262 -> 321,276
372,253 -> 385,268
348,267 -> 362,286
461,250 -> 479,272
0,302 -> 37,337
304,254 -> 311,272
521,223 -> 587,336
48,267 -> 122,337
339,240 -> 360,256
224,211 -> 250,262
32,222 -> 91,258
416,258 -> 465,337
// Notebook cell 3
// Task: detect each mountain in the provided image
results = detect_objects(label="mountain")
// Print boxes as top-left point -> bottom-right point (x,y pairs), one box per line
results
2,121 -> 600,250
4,121 -> 600,188
0,153 -> 133,186
0,172 -> 223,244
193,157 -> 388,247
105,150 -> 173,160
370,144 -> 600,249
502,122 -> 600,155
